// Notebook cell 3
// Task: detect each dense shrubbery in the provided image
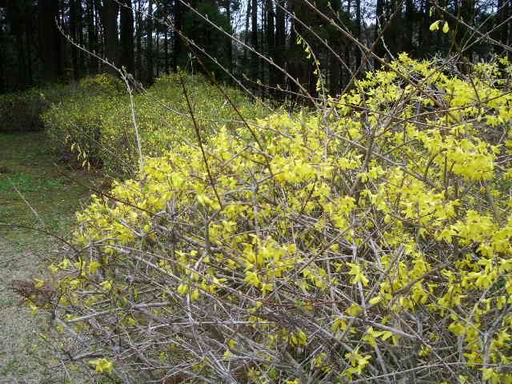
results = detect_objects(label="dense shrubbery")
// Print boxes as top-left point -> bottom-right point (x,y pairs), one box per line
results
43,72 -> 267,176
0,85 -> 69,132
0,73 -> 123,134
32,56 -> 512,382
42,74 -> 126,169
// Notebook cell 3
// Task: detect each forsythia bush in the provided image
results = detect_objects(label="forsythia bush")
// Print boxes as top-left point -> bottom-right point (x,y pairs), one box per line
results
43,74 -> 126,169
34,56 -> 512,382
43,72 -> 266,175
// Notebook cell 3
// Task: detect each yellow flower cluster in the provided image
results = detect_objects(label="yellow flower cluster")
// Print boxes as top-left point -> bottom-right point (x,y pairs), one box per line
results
42,56 -> 512,382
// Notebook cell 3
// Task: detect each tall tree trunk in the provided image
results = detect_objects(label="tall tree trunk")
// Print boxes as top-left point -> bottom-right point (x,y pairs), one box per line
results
495,0 -> 505,47
38,0 -> 62,81
16,26 -> 28,86
251,0 -> 259,81
25,16 -> 33,85
243,0 -> 251,66
288,0 -> 302,96
506,0 -> 512,53
355,0 -> 361,69
101,0 -> 119,70
275,0 -> 286,87
164,29 -> 169,74
146,0 -> 154,82
120,0 -> 135,74
330,0 -> 342,94
265,0 -> 275,87
156,30 -> 160,77
162,0 -> 170,75
344,0 -> 352,83
173,0 -> 183,72
404,0 -> 414,53
418,0 -> 430,57
86,0 -> 98,73
226,0 -> 233,72
383,0 -> 402,58
7,1 -> 29,87
136,0 -> 143,78
70,0 -> 80,80
78,1 -> 85,76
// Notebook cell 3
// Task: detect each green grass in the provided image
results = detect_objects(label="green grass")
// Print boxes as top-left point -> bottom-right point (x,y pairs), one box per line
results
0,172 -> 64,194
0,132 -> 94,244
0,132 -> 95,382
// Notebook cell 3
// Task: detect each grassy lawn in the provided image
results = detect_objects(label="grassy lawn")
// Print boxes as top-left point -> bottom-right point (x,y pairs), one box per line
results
0,133 -> 92,241
0,132 -> 94,382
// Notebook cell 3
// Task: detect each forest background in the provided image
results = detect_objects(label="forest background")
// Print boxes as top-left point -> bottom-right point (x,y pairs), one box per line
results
0,0 -> 510,96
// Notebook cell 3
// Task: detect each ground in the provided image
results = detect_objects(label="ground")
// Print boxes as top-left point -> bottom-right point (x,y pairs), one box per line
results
0,132 -> 93,383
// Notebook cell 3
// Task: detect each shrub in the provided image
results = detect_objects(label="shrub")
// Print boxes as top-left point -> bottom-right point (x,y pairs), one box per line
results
0,85 -> 68,132
41,74 -> 126,169
33,56 -> 512,382
43,72 -> 267,176
44,93 -> 120,168
77,73 -> 125,96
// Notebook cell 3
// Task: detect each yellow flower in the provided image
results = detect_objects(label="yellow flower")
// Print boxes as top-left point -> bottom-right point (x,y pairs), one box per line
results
347,262 -> 369,286
89,358 -> 113,374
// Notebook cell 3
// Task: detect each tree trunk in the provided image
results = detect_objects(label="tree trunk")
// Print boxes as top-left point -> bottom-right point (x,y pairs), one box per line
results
251,0 -> 259,81
101,0 -> 119,70
25,16 -> 33,85
243,0 -> 251,66
344,0 -> 351,83
7,2 -> 28,87
120,0 -> 135,74
404,0 -> 414,53
86,0 -> 98,73
156,30 -> 160,77
146,0 -> 154,82
38,0 -> 62,81
136,0 -> 143,78
265,0 -> 275,87
275,0 -> 286,86
418,0 -> 430,57
330,0 -> 342,94
164,28 -> 169,74
506,0 -> 512,53
226,0 -> 233,72
173,0 -> 183,72
355,0 -> 361,69
69,0 -> 80,80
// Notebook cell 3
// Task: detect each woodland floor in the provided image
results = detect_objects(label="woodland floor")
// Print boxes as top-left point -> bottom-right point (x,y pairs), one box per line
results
0,133 -> 94,383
